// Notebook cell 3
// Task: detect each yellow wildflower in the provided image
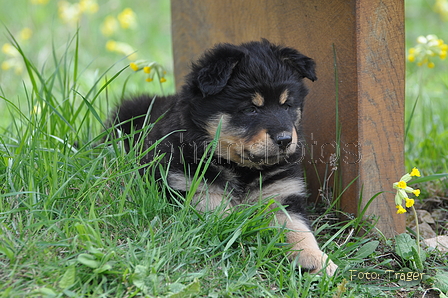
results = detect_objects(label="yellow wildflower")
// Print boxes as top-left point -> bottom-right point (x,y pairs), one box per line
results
2,42 -> 24,74
408,35 -> 448,68
2,43 -> 16,55
1,60 -> 11,71
105,40 -> 117,52
79,0 -> 99,14
101,16 -> 119,37
130,62 -> 139,71
397,181 -> 407,189
58,1 -> 82,26
19,28 -> 32,41
410,167 -> 421,177
118,8 -> 137,29
396,205 -> 407,214
434,0 -> 448,21
105,40 -> 137,60
405,198 -> 415,208
128,60 -> 168,83
393,167 -> 422,214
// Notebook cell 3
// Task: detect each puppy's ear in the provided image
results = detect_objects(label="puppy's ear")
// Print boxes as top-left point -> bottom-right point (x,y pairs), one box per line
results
196,45 -> 246,97
279,48 -> 317,82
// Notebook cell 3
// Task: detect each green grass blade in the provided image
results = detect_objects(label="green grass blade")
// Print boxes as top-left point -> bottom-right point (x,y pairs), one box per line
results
411,173 -> 448,184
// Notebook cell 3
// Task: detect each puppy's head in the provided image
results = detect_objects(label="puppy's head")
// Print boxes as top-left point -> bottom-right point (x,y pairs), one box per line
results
183,39 -> 316,168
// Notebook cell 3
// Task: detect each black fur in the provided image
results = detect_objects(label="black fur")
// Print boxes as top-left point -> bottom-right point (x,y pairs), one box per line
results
107,39 -> 337,275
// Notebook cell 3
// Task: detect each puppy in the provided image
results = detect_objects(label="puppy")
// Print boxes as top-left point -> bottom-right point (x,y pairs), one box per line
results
108,39 -> 338,276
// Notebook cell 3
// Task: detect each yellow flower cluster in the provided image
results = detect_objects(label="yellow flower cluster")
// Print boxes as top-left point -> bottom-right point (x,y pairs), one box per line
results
106,40 -> 137,61
434,0 -> 448,21
117,8 -> 137,29
101,8 -> 138,60
393,167 -> 421,214
408,35 -> 448,68
1,28 -> 33,74
101,16 -> 119,37
58,0 -> 99,26
129,60 -> 167,83
101,8 -> 137,36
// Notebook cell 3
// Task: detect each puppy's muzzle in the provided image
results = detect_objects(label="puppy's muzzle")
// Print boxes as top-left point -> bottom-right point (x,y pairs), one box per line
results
275,132 -> 292,150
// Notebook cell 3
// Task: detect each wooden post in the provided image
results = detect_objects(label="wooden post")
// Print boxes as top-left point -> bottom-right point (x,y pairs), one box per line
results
171,0 -> 405,237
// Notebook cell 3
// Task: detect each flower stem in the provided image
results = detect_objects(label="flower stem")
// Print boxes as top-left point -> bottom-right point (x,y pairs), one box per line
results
411,205 -> 421,256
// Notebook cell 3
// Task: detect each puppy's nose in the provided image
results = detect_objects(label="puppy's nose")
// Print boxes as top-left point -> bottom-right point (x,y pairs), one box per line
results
275,133 -> 292,150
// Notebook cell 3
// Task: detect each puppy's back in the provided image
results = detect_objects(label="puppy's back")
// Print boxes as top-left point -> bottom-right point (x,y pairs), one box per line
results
110,94 -> 176,135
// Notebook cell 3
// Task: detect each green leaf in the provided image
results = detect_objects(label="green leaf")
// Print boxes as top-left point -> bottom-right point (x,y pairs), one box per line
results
32,287 -> 57,297
395,233 -> 418,260
132,265 -> 150,294
0,242 -> 15,262
167,278 -> 201,298
354,240 -> 379,259
93,263 -> 113,274
59,264 -> 76,289
223,228 -> 242,252
87,246 -> 105,259
411,173 -> 448,184
434,271 -> 448,293
411,246 -> 423,271
77,253 -> 100,269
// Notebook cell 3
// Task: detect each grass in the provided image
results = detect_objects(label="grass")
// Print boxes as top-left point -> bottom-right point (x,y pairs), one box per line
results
405,0 -> 448,182
1,0 -> 448,297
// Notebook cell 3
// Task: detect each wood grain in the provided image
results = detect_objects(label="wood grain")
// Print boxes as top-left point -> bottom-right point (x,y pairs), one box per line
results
171,0 -> 405,237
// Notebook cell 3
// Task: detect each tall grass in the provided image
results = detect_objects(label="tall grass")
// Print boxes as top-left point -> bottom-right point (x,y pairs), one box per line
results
1,0 -> 448,296
0,30 -> 345,297
1,27 -> 423,298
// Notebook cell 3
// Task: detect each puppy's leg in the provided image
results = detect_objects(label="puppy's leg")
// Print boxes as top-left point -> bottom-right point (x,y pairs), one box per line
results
194,192 -> 232,213
276,212 -> 338,276
168,172 -> 232,212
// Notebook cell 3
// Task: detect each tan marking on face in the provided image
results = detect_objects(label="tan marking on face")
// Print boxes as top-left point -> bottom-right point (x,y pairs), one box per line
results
252,92 -> 264,107
241,128 -> 299,165
246,128 -> 269,146
206,114 -> 299,167
274,128 -> 299,156
279,89 -> 289,105
243,129 -> 275,160
294,108 -> 302,127
290,128 -> 298,152
206,113 -> 246,164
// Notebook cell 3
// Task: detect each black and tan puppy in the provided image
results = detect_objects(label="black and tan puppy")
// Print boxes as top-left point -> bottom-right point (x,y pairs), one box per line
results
109,39 -> 337,276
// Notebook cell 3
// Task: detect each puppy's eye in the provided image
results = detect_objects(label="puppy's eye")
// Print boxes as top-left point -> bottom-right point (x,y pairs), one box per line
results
242,107 -> 258,114
282,104 -> 291,111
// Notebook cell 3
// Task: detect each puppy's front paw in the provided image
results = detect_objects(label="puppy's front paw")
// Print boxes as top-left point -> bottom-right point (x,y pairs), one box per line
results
292,248 -> 338,276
